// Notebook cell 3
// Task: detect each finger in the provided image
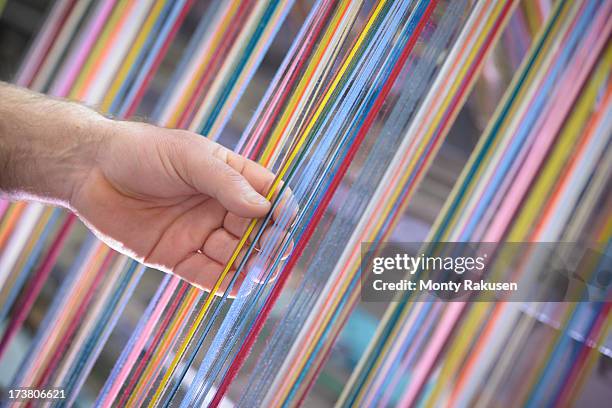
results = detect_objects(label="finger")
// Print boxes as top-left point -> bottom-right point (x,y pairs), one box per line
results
174,253 -> 245,298
208,159 -> 270,218
203,223 -> 292,277
223,213 -> 250,238
244,253 -> 271,284
280,238 -> 294,260
211,145 -> 277,217
250,178 -> 297,224
202,228 -> 252,267
180,141 -> 271,218
145,197 -> 226,269
243,249 -> 291,285
255,224 -> 290,255
223,192 -> 297,239
220,147 -> 276,196
223,214 -> 276,248
272,188 -> 299,226
223,213 -> 294,260
217,146 -> 299,224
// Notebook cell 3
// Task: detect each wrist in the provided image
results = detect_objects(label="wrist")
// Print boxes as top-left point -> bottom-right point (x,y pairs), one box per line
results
63,112 -> 112,208
0,83 -> 111,207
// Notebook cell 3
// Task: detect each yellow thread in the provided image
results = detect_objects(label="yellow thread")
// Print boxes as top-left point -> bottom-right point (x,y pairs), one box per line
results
428,14 -> 610,408
127,289 -> 199,406
101,0 -> 169,111
259,0 -> 352,164
338,1 -> 519,404
149,1 -> 391,405
69,0 -> 132,99
167,1 -> 242,127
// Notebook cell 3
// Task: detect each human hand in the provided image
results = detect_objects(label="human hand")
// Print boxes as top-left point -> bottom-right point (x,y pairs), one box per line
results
70,120 -> 294,294
0,83 -> 294,295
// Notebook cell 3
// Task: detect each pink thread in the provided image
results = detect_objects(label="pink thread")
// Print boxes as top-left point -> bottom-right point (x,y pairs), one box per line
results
51,0 -> 117,97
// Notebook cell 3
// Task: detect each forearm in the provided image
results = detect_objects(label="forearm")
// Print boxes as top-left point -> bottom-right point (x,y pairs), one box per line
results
0,82 -> 108,206
0,84 -> 281,289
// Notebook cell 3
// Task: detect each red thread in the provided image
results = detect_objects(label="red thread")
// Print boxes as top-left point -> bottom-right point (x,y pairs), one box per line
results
210,2 -> 438,405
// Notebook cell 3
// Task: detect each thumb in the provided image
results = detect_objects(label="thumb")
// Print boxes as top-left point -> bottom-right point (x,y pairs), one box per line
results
206,160 -> 271,218
184,152 -> 271,217
167,130 -> 272,218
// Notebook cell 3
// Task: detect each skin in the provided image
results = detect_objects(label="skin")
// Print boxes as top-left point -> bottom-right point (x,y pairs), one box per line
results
0,82 -> 294,295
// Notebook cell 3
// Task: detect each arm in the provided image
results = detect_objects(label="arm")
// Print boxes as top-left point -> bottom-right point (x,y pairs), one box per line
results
0,82 -> 289,294
0,82 -> 107,205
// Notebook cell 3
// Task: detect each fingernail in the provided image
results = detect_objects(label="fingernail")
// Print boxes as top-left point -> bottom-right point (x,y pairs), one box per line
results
246,189 -> 269,206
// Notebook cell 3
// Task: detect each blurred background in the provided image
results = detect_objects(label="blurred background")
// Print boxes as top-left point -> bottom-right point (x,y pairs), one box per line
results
0,1 -> 610,406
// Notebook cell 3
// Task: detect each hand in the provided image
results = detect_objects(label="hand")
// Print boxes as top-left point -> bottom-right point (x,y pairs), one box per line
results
0,83 -> 294,295
70,120 -> 292,295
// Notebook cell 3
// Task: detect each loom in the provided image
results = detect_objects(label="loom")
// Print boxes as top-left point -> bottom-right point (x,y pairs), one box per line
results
0,0 -> 610,406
